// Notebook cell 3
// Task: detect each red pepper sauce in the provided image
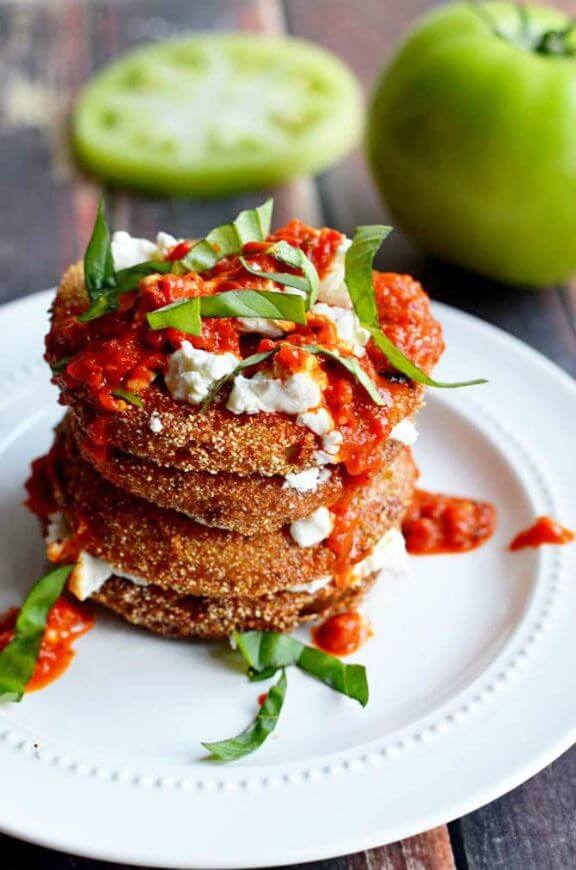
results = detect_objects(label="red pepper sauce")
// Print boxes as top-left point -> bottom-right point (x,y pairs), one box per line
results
0,595 -> 94,692
509,516 -> 575,551
312,611 -> 372,657
403,489 -> 496,555
45,221 -> 444,479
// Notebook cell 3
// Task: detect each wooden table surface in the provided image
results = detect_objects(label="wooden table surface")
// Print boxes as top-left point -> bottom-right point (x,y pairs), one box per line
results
1,1 -> 575,867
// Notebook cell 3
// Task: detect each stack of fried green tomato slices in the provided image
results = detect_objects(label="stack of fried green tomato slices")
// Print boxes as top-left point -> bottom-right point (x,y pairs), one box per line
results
73,34 -> 364,196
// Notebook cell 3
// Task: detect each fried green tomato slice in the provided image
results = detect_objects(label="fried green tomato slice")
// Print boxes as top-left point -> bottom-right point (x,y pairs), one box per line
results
73,34 -> 364,196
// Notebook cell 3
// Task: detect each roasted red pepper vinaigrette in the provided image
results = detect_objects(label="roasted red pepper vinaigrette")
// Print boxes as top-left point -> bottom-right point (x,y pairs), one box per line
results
509,516 -> 574,551
403,489 -> 496,555
0,596 -> 94,692
312,610 -> 372,657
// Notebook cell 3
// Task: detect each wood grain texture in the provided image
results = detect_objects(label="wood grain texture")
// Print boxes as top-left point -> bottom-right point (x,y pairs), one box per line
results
0,0 -> 575,868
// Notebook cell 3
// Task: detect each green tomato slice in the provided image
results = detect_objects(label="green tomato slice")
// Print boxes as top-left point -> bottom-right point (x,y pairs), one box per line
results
73,34 -> 363,196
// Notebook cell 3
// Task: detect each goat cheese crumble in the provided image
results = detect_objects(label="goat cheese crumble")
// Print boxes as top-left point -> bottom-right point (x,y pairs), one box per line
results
389,418 -> 418,446
282,467 -> 331,494
289,506 -> 334,547
226,370 -> 322,416
165,343 -> 239,405
111,230 -> 180,271
310,302 -> 370,357
317,238 -> 352,308
149,411 -> 164,433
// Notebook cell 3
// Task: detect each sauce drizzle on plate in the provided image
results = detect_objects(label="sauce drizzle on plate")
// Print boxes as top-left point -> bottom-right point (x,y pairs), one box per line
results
402,489 -> 496,555
0,595 -> 94,692
509,516 -> 574,551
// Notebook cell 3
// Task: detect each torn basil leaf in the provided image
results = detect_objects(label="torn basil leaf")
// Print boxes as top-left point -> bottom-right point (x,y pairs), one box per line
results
232,630 -> 369,707
146,297 -> 202,335
240,240 -> 319,306
180,199 -> 274,273
111,388 -> 143,408
83,200 -> 115,302
200,289 -> 306,324
301,344 -> 388,406
202,669 -> 287,761
345,225 -> 487,388
50,356 -> 70,374
0,564 -> 73,703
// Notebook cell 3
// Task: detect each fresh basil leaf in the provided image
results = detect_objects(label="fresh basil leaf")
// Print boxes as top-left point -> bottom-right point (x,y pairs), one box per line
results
79,292 -> 119,323
0,564 -> 73,703
233,630 -> 303,671
200,290 -> 306,324
344,225 -> 390,326
111,388 -> 143,408
83,200 -> 115,302
367,327 -> 488,389
146,297 -> 202,335
345,225 -> 487,389
233,630 -> 369,707
50,356 -> 70,373
297,646 -> 368,707
114,260 -> 172,292
200,349 -> 278,409
301,344 -> 388,406
202,669 -> 287,761
239,241 -> 319,306
180,199 -> 274,273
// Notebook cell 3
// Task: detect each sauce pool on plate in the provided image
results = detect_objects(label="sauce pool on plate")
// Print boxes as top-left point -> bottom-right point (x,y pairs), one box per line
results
0,595 -> 94,691
402,489 -> 496,555
509,516 -> 575,551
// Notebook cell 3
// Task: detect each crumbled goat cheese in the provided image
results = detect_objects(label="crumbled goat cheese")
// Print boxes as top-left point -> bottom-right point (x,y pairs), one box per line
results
288,575 -> 332,594
226,371 -> 322,416
389,418 -> 418,446
236,317 -> 285,338
111,231 -> 157,271
68,551 -> 149,602
149,412 -> 164,433
296,407 -> 333,437
314,429 -> 344,466
289,507 -> 334,548
317,238 -> 352,308
311,302 -> 370,357
355,528 -> 409,580
165,343 -> 239,405
282,467 -> 331,494
111,230 -> 180,271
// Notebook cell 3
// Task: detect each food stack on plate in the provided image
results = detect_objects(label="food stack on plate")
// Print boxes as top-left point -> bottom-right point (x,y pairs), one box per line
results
27,202 -> 445,639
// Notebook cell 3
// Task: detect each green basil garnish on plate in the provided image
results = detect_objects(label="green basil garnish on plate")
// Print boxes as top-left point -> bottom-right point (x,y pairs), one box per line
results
345,225 -> 487,388
202,669 -> 287,761
233,630 -> 369,707
0,564 -> 73,703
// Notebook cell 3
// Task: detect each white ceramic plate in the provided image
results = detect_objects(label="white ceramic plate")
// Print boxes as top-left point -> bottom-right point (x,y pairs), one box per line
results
0,290 -> 575,868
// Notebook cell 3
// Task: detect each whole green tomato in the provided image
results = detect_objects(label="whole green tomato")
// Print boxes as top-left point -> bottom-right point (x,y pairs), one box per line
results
366,2 -> 576,286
